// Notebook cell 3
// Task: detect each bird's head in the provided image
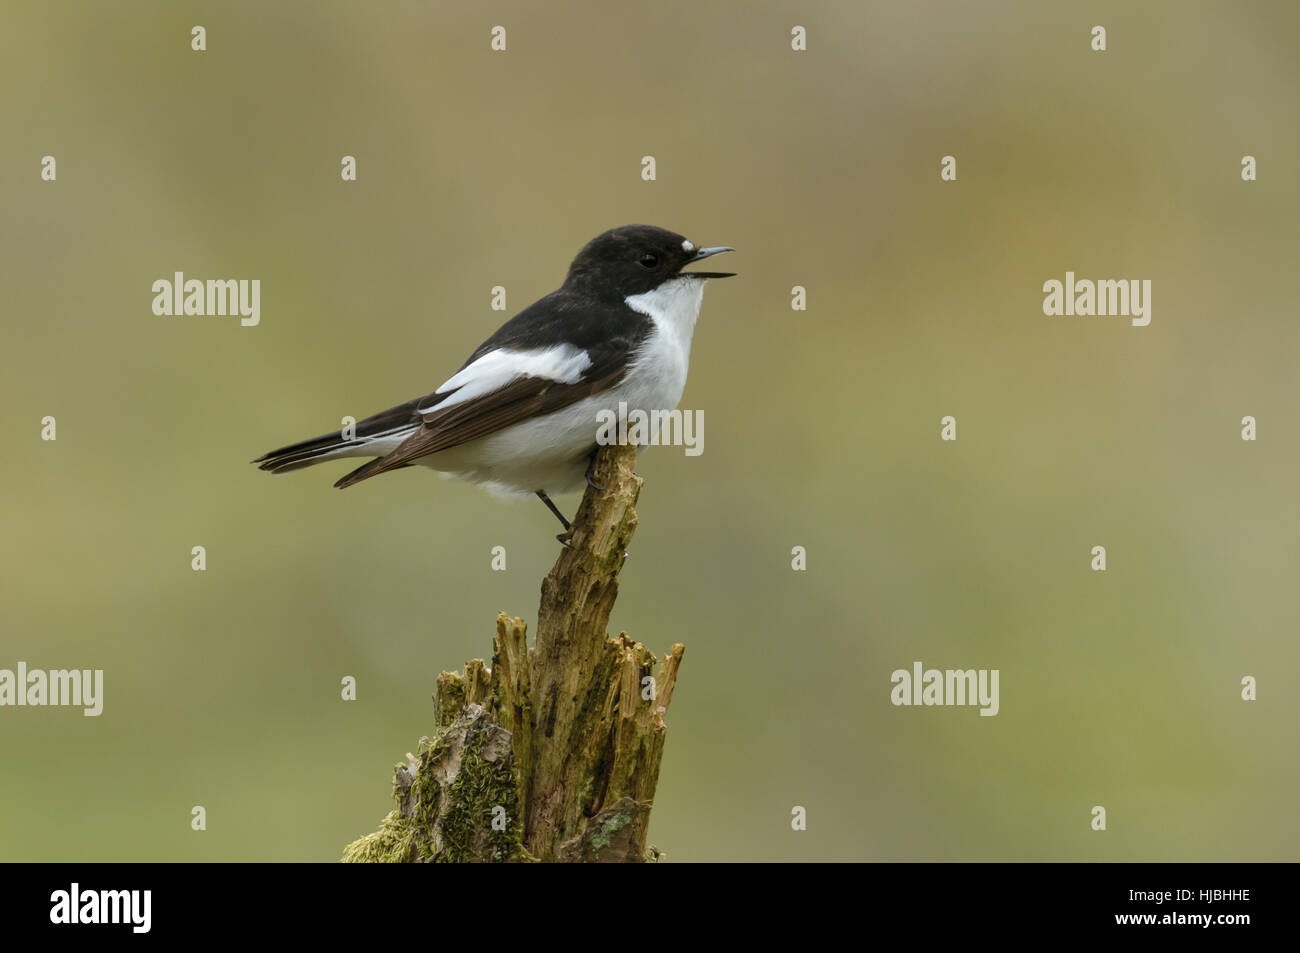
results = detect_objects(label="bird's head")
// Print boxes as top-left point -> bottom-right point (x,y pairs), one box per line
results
564,224 -> 734,299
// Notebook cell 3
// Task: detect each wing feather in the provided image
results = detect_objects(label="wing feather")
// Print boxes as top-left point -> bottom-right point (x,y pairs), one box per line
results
333,366 -> 626,488
331,290 -> 651,489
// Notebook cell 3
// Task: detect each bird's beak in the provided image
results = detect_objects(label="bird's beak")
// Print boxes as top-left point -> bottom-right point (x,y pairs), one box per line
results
682,246 -> 736,279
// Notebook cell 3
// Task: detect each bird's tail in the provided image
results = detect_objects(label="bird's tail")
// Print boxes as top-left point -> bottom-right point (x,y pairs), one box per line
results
253,395 -> 426,479
252,430 -> 360,474
331,455 -> 410,489
252,421 -> 419,479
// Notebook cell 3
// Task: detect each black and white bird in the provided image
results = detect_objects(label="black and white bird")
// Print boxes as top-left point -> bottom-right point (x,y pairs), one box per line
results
252,224 -> 734,535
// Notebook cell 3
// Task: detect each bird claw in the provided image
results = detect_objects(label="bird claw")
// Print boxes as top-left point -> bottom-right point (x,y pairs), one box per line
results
584,454 -> 605,492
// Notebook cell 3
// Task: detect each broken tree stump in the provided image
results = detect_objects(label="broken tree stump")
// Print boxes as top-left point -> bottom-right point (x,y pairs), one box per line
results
342,443 -> 684,863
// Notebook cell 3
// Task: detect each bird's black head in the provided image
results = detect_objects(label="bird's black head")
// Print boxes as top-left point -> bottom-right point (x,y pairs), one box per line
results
563,224 -> 735,299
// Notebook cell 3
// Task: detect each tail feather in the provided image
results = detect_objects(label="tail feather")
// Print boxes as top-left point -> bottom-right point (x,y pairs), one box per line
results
333,456 -> 413,489
251,428 -> 373,474
252,431 -> 363,473
253,423 -> 418,477
253,395 -> 426,477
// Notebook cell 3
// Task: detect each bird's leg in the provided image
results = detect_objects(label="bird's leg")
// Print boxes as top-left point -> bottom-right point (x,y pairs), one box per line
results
535,490 -> 574,546
584,448 -> 605,492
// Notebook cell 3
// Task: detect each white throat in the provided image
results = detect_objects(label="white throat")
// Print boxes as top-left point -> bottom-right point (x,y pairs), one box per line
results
625,277 -> 706,346
620,277 -> 708,411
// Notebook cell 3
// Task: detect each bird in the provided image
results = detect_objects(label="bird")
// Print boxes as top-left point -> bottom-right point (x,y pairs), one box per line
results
252,224 -> 734,537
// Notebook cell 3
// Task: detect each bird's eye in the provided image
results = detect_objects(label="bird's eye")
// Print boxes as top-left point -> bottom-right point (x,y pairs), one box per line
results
639,253 -> 659,269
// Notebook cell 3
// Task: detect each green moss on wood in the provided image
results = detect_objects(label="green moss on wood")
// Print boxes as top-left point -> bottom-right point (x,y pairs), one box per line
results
434,718 -> 525,863
588,808 -> 633,853
341,810 -> 416,863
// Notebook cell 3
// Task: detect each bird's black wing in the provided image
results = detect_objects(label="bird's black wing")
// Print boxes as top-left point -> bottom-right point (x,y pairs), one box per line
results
332,291 -> 652,488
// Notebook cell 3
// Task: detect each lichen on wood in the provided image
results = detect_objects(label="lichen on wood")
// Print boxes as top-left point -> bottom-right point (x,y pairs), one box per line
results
342,443 -> 684,863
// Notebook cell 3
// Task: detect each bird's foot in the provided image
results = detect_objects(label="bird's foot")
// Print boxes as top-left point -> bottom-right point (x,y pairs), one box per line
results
584,453 -> 605,492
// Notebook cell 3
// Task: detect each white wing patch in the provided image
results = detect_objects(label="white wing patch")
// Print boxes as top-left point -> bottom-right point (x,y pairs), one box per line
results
418,344 -> 593,413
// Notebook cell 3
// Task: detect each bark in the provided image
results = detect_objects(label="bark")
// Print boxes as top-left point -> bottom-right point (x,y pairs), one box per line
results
342,443 -> 684,863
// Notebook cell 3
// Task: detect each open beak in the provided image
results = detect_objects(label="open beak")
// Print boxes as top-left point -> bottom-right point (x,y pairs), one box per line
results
682,245 -> 736,279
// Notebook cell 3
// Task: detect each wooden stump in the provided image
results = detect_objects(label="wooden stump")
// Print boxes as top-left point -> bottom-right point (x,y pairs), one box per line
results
343,443 -> 684,863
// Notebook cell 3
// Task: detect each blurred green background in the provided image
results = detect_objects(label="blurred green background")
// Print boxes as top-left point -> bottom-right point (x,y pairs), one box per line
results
2,1 -> 1297,861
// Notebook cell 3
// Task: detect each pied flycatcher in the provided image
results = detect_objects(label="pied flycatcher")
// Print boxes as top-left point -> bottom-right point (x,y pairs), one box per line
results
252,224 -> 734,534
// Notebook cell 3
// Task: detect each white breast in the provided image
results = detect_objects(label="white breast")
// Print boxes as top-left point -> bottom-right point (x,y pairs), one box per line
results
622,276 -> 706,409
